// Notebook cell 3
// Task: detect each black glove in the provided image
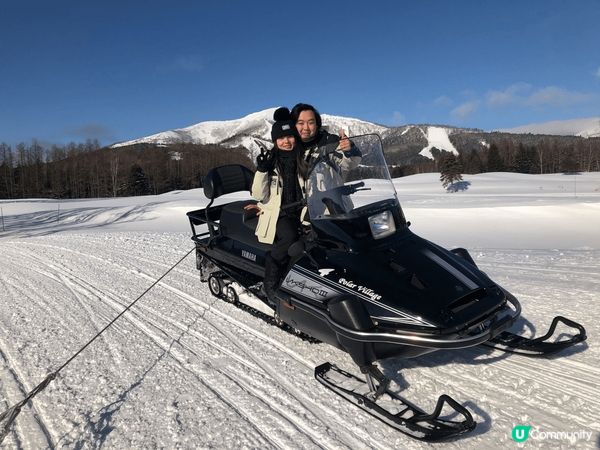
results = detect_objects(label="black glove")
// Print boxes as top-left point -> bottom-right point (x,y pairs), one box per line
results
256,148 -> 275,172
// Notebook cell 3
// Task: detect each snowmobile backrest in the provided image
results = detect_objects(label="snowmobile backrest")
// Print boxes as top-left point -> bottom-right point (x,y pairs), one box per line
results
203,165 -> 253,200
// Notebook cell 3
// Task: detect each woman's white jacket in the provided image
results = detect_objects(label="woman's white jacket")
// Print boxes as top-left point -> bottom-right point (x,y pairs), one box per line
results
251,168 -> 306,244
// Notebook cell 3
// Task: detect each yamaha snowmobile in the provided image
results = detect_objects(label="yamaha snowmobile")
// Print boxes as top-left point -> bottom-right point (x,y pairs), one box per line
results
186,134 -> 586,441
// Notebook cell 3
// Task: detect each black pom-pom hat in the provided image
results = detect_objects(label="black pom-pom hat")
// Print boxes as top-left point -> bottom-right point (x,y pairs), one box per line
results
271,107 -> 297,142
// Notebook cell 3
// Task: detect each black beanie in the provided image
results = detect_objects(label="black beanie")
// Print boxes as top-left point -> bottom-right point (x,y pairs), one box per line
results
271,107 -> 296,142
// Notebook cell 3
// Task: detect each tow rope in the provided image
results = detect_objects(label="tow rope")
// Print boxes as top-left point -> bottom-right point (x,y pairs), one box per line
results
0,246 -> 195,444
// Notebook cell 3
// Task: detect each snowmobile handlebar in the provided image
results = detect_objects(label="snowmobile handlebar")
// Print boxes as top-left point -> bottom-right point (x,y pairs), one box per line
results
319,182 -> 371,215
337,181 -> 368,196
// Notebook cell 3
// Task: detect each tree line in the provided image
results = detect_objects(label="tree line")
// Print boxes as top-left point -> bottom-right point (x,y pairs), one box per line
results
1,133 -> 599,199
388,134 -> 600,177
0,140 -> 253,199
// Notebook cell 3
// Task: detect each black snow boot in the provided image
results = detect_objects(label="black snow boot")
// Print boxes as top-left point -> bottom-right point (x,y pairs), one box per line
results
263,253 -> 282,303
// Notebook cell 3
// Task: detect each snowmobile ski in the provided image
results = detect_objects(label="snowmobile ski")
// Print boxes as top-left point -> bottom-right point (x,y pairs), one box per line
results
315,362 -> 476,441
483,315 -> 586,356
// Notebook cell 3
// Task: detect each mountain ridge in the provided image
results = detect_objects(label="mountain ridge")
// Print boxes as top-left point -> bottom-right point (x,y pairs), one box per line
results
111,109 -> 600,162
499,117 -> 600,138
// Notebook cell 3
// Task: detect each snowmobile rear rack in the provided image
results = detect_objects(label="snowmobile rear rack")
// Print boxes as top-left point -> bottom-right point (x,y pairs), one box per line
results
483,315 -> 587,356
315,363 -> 476,441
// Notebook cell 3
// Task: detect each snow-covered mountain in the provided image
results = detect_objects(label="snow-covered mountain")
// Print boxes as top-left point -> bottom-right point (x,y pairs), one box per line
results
112,110 -> 598,164
500,117 -> 600,137
112,108 -> 387,157
110,109 -> 469,161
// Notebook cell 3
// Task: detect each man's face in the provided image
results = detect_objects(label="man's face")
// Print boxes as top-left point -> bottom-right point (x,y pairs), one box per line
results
296,110 -> 318,142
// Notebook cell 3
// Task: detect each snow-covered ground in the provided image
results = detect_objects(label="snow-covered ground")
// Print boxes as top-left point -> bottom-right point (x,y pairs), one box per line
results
1,172 -> 599,449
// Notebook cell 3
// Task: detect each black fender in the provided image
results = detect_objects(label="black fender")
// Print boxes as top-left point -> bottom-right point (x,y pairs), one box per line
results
328,296 -> 376,367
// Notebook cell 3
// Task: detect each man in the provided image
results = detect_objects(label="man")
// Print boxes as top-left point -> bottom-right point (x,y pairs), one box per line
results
291,103 -> 361,170
291,103 -> 362,216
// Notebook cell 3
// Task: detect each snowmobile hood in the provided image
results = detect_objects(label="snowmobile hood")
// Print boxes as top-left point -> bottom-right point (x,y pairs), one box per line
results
306,228 -> 506,331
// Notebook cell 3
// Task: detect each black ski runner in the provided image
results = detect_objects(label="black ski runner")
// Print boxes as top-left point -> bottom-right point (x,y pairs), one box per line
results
315,363 -> 476,441
483,315 -> 586,356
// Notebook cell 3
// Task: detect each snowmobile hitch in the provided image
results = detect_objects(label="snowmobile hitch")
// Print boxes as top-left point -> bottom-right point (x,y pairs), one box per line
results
484,315 -> 587,356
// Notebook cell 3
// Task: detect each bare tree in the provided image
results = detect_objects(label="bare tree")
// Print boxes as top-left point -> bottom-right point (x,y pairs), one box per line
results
110,149 -> 119,197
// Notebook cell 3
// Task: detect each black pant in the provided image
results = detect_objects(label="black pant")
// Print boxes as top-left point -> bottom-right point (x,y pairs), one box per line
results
270,214 -> 300,263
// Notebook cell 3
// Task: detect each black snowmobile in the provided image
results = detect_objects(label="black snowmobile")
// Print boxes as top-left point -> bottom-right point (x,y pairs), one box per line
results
186,134 -> 586,441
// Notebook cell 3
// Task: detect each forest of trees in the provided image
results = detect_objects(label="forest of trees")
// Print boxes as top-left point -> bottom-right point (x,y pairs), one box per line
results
0,140 -> 253,199
388,134 -> 600,178
1,134 -> 599,199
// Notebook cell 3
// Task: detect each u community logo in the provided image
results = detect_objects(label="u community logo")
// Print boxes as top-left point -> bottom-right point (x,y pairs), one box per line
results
512,425 -> 532,443
511,424 -> 593,444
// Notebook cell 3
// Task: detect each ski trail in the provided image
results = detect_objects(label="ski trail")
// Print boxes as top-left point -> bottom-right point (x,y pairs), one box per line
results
3,256 -> 125,369
1,247 -> 281,447
15,241 -> 317,369
2,235 -> 597,448
8,239 -> 389,449
201,315 -> 389,450
5,243 -> 266,373
0,337 -> 55,448
3,243 -> 333,447
56,285 -> 283,448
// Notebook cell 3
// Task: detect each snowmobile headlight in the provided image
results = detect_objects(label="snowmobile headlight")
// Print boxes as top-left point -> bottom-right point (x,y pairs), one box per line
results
368,210 -> 396,240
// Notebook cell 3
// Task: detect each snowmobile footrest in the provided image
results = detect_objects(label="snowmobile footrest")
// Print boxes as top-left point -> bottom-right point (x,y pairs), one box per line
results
484,315 -> 586,356
314,362 -> 475,441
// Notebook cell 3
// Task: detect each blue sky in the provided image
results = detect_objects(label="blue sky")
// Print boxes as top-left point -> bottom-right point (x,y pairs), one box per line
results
1,0 -> 599,147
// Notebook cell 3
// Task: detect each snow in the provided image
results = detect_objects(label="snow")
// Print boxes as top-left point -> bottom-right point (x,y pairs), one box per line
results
500,117 -> 600,138
111,109 -> 386,158
1,172 -> 600,448
419,126 -> 459,159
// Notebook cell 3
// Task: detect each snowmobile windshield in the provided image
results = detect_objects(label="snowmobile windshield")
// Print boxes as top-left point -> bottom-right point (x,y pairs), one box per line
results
306,134 -> 403,226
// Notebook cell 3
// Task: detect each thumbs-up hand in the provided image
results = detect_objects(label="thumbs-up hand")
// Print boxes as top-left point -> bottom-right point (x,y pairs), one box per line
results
338,129 -> 351,152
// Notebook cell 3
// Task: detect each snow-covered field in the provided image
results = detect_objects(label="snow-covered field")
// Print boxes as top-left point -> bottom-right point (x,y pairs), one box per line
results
1,172 -> 599,449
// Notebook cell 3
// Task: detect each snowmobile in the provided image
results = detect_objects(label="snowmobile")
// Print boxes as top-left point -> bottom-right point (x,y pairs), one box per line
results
186,134 -> 586,441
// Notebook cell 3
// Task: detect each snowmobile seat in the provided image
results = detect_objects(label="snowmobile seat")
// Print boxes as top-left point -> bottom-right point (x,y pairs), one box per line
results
201,165 -> 270,250
219,201 -> 272,250
219,200 -> 258,245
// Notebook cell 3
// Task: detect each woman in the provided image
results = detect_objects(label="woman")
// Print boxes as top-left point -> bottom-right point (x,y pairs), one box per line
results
246,107 -> 308,300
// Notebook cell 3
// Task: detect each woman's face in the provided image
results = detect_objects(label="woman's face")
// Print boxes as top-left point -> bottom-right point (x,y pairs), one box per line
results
276,135 -> 295,151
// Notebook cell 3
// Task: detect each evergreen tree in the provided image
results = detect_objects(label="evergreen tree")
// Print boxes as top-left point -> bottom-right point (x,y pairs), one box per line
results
560,146 -> 578,173
127,164 -> 151,195
464,148 -> 483,173
439,153 -> 463,190
486,143 -> 505,172
514,143 -> 537,173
